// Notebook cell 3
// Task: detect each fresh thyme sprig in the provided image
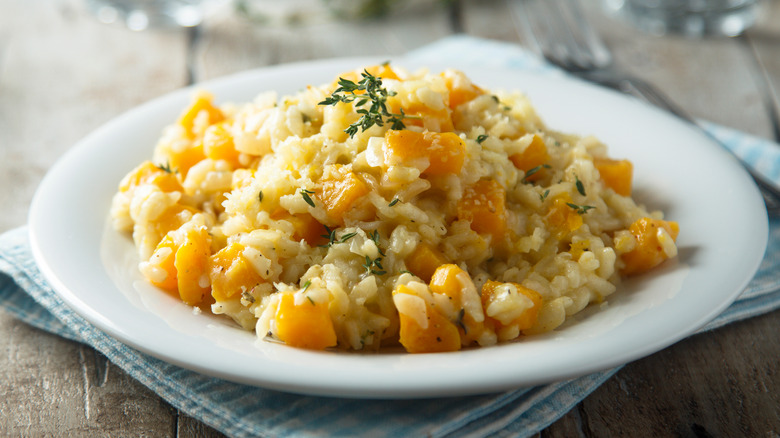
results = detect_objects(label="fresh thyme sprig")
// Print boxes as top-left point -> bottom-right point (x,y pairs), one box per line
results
363,255 -> 387,276
320,226 -> 338,247
318,69 -> 411,138
319,227 -> 358,249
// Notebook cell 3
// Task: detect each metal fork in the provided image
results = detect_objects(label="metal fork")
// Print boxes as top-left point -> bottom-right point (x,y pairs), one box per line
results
509,0 -> 780,215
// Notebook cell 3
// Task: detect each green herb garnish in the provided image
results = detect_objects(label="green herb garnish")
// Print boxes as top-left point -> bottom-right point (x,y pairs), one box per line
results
363,255 -> 387,276
575,175 -> 586,196
241,290 -> 255,303
300,188 -> 316,207
522,164 -> 551,183
156,161 -> 176,174
476,134 -> 488,144
258,191 -> 264,203
388,198 -> 400,207
540,189 -> 550,202
302,280 -> 312,292
318,69 -> 412,138
566,202 -> 595,215
339,232 -> 358,243
319,227 -> 359,249
320,225 -> 338,248
454,308 -> 467,333
369,230 -> 385,256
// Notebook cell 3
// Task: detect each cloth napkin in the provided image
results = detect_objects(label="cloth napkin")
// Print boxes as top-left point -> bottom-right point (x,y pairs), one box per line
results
2,36 -> 780,438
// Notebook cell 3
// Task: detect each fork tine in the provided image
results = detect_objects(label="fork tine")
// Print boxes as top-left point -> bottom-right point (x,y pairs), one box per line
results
510,0 -> 578,69
562,0 -> 612,68
511,0 -> 549,60
509,0 -> 611,71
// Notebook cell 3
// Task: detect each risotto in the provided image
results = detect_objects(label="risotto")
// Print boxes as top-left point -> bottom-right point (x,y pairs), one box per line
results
110,64 -> 679,353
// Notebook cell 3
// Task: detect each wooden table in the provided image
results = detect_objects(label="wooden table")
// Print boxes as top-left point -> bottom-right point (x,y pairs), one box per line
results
2,0 -> 778,435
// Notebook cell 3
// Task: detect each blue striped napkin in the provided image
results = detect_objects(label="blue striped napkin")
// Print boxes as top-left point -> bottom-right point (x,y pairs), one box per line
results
2,36 -> 779,438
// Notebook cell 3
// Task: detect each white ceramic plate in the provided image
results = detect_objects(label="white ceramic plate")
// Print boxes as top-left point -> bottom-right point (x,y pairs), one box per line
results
29,58 -> 768,398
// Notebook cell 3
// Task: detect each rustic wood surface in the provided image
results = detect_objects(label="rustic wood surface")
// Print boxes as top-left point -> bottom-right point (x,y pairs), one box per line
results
1,0 -> 779,436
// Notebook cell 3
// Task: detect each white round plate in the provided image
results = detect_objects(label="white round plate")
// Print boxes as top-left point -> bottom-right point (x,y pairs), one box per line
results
29,57 -> 768,398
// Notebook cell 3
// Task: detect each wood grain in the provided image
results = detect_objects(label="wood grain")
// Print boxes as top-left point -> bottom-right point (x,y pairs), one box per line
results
1,0 -> 778,436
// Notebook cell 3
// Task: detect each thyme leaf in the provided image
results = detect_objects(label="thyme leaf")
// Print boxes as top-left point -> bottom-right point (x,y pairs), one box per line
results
522,164 -> 551,183
300,188 -> 316,207
362,255 -> 387,276
476,134 -> 488,144
454,308 -> 467,333
156,161 -> 176,174
566,202 -> 595,215
339,232 -> 358,243
369,230 -> 385,256
575,175 -> 586,197
319,225 -> 338,248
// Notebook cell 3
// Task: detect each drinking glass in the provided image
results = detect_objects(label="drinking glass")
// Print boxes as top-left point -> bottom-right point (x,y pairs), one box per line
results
603,0 -> 760,36
85,0 -> 226,31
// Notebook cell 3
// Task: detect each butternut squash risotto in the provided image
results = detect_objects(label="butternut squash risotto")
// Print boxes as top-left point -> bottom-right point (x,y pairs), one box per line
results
110,64 -> 679,353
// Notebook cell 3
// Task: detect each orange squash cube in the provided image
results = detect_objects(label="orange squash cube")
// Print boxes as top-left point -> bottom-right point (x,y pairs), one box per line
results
509,135 -> 549,182
428,264 -> 463,301
393,284 -> 461,353
153,204 -> 198,240
441,70 -> 485,109
203,122 -> 241,168
174,225 -> 212,305
384,129 -> 465,175
178,92 -> 225,138
274,292 -> 337,350
594,157 -> 633,196
405,242 -> 448,283
208,242 -> 264,302
319,165 -> 371,221
545,194 -> 584,238
480,279 -> 542,331
146,234 -> 179,292
456,179 -> 507,242
118,161 -> 183,193
171,142 -> 207,178
621,218 -> 679,275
